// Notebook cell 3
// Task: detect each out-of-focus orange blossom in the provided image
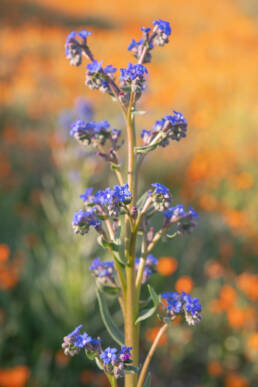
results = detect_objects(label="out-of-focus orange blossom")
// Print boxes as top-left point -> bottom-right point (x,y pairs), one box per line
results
0,244 -> 10,262
175,276 -> 193,293
145,327 -> 167,347
225,372 -> 248,387
247,333 -> 258,350
157,257 -> 178,276
219,285 -> 236,309
208,360 -> 223,377
205,260 -> 224,279
55,349 -> 70,366
237,273 -> 258,301
0,366 -> 30,387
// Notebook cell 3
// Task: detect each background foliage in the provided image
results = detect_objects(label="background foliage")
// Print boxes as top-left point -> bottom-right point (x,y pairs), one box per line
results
0,0 -> 257,386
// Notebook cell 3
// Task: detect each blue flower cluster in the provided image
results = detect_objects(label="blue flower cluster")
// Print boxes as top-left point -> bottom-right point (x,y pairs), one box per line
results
65,29 -> 91,66
161,291 -> 202,326
62,326 -> 132,378
72,208 -> 101,235
119,63 -> 148,103
100,346 -> 132,378
85,60 -> 117,96
141,111 -> 187,148
149,183 -> 172,211
128,19 -> 171,63
89,257 -> 116,287
135,254 -> 158,284
73,184 -> 131,232
70,119 -> 121,150
163,204 -> 198,234
62,324 -> 101,357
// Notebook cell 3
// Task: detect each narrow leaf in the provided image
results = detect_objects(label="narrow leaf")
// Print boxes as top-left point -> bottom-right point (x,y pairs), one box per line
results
143,373 -> 151,387
124,364 -> 139,374
135,285 -> 160,325
96,289 -> 124,346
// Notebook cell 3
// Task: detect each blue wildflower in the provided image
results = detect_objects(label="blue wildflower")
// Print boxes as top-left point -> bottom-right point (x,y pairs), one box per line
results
135,254 -> 158,284
100,347 -> 118,365
75,332 -> 92,348
153,19 -> 171,46
89,258 -> 116,286
87,60 -> 103,73
104,64 -> 117,75
113,184 -> 132,203
120,63 -> 148,82
161,291 -> 202,326
163,204 -> 198,234
72,208 -> 101,235
65,29 -> 91,66
140,129 -> 152,145
141,27 -> 151,34
150,183 -> 172,211
119,346 -> 132,362
80,187 -> 94,202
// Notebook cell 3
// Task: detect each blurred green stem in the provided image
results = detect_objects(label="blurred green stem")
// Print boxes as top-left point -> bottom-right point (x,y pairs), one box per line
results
107,374 -> 118,387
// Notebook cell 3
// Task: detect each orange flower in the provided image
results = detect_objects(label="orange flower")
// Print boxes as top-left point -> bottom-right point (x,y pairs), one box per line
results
199,194 -> 217,211
205,261 -> 223,279
233,173 -> 254,190
219,285 -> 236,309
237,273 -> 258,301
157,257 -> 178,276
209,299 -> 223,315
247,333 -> 258,350
55,350 -> 70,366
227,307 -> 246,329
80,370 -> 96,384
225,372 -> 248,387
175,276 -> 193,293
0,244 -> 10,263
208,360 -> 223,377
0,366 -> 30,387
145,327 -> 167,347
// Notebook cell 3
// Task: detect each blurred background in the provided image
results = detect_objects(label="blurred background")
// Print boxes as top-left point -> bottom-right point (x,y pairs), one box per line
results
0,0 -> 257,386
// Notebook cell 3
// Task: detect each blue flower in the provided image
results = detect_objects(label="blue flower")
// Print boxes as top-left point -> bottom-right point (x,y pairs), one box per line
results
75,332 -> 92,348
153,19 -> 171,36
113,184 -> 132,203
80,187 -> 93,202
119,346 -> 132,362
128,38 -> 144,51
120,63 -> 148,82
161,291 -> 202,326
78,29 -> 91,40
135,254 -> 158,284
66,324 -> 83,340
163,204 -> 185,219
163,205 -> 198,234
151,183 -> 170,195
141,27 -> 151,33
65,29 -> 91,66
89,258 -> 115,282
100,347 -> 118,365
87,60 -> 103,73
72,208 -> 101,235
104,64 -> 117,75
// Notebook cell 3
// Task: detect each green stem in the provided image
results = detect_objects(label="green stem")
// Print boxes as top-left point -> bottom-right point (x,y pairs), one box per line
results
107,374 -> 118,387
136,324 -> 169,387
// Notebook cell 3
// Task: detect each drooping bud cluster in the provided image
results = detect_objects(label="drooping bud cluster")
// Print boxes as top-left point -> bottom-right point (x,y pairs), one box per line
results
62,325 -> 101,357
161,291 -> 202,326
135,254 -> 158,284
100,346 -> 133,379
128,19 -> 171,64
89,257 -> 116,287
86,61 -> 117,96
70,119 -> 122,151
141,111 -> 187,148
163,204 -> 198,234
65,30 -> 91,66
149,183 -> 172,211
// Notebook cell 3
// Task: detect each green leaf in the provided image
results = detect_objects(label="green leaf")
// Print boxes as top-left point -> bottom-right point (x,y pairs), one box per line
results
143,372 -> 151,387
97,235 -> 119,252
124,364 -> 139,374
135,285 -> 160,325
96,289 -> 124,346
101,286 -> 121,296
95,357 -> 104,370
137,191 -> 149,211
132,110 -> 146,116
85,349 -> 96,361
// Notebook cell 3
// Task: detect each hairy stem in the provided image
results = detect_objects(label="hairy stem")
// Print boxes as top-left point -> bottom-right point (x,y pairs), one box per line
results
136,324 -> 169,387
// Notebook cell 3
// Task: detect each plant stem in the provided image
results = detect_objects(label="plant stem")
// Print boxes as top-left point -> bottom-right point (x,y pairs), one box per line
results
136,324 -> 169,387
107,374 -> 118,387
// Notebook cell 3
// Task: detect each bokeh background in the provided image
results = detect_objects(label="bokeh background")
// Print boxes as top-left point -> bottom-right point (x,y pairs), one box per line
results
0,0 -> 257,386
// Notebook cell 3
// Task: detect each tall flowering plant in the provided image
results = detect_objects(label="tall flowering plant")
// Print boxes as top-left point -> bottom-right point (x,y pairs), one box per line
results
62,20 -> 202,387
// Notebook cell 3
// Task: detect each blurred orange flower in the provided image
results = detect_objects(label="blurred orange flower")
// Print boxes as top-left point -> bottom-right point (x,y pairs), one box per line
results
237,273 -> 258,301
208,360 -> 223,377
175,276 -> 193,293
55,350 -> 70,366
0,366 -> 30,387
145,327 -> 167,347
227,307 -> 246,329
157,257 -> 178,276
247,333 -> 258,350
219,285 -> 236,309
225,372 -> 248,387
205,260 -> 223,279
0,244 -> 10,262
